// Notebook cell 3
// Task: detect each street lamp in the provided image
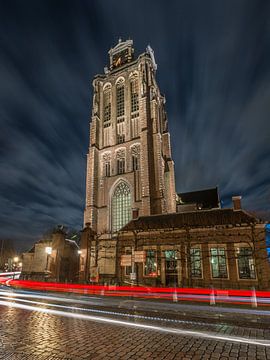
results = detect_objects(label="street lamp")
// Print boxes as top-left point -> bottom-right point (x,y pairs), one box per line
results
78,250 -> 82,255
13,256 -> 19,263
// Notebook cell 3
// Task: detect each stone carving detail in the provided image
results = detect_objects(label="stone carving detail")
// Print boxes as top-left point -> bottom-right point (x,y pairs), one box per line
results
116,148 -> 125,159
103,152 -> 111,161
131,144 -> 140,156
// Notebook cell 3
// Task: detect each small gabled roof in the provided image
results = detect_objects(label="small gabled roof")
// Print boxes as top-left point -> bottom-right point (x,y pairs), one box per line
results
121,208 -> 260,232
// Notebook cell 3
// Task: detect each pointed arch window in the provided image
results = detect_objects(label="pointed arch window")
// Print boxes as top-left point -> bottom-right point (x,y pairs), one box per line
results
103,86 -> 111,124
131,145 -> 140,171
111,182 -> 131,232
130,75 -> 139,138
116,80 -> 125,118
130,77 -> 139,112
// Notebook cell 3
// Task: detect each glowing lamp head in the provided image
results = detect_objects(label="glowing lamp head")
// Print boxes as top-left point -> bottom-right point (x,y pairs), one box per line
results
13,257 -> 19,262
78,250 -> 82,255
45,246 -> 52,255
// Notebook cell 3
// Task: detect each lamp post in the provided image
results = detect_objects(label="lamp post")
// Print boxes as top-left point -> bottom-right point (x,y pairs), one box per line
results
13,256 -> 19,279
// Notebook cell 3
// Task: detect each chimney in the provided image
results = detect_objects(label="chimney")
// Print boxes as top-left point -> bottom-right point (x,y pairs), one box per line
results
232,196 -> 242,210
132,208 -> 139,219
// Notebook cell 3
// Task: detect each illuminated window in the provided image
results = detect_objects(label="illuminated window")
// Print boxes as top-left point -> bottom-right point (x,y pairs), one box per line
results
144,250 -> 157,276
190,247 -> 202,278
130,76 -> 139,138
130,78 -> 139,112
103,89 -> 111,124
111,182 -> 131,232
116,85 -> 125,117
237,247 -> 256,279
210,247 -> 228,278
117,158 -> 125,174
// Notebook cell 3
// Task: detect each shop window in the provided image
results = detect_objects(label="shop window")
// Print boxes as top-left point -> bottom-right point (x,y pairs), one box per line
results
144,250 -> 157,276
190,247 -> 202,278
237,247 -> 256,279
210,247 -> 228,278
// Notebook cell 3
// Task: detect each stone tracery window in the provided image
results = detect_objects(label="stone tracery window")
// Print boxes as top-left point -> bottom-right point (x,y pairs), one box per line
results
103,85 -> 111,124
130,75 -> 139,112
116,149 -> 125,174
131,144 -> 140,171
111,181 -> 131,232
116,79 -> 125,118
103,153 -> 111,177
130,74 -> 139,138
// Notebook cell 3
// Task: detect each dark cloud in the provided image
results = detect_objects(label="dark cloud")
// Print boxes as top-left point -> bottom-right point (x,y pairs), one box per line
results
0,0 -> 269,251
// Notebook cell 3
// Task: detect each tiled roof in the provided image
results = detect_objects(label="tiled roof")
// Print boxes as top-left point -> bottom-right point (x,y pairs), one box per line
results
121,208 -> 260,232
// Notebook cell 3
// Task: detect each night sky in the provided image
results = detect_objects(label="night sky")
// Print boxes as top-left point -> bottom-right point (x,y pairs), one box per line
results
0,0 -> 270,251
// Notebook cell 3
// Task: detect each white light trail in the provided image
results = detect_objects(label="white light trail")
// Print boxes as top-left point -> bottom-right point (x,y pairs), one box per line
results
0,294 -> 209,326
0,298 -> 269,347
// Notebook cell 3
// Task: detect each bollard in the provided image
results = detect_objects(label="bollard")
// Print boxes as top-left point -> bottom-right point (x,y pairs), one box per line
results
251,287 -> 257,308
210,287 -> 215,305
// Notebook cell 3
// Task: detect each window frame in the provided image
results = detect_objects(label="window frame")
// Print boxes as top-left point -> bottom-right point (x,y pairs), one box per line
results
190,246 -> 203,279
209,245 -> 229,279
111,181 -> 131,233
235,244 -> 256,280
143,249 -> 157,277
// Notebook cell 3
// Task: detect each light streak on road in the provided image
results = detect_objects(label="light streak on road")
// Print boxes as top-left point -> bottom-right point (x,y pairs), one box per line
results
1,288 -> 270,317
0,293 -> 213,327
0,296 -> 270,348
1,278 -> 270,307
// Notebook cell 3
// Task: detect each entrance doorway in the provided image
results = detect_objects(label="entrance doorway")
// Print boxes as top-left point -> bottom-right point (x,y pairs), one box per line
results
164,250 -> 178,286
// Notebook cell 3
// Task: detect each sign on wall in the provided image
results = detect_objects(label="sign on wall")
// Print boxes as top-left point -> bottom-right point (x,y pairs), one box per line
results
134,251 -> 146,263
121,255 -> 132,266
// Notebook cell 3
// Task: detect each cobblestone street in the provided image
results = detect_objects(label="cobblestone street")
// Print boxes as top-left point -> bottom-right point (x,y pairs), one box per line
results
0,293 -> 270,360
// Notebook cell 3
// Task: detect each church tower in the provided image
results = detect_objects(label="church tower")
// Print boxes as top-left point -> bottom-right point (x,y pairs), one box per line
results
84,39 -> 176,235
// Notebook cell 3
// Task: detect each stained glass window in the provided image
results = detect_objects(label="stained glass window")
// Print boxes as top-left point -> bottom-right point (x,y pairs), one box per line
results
111,182 -> 131,232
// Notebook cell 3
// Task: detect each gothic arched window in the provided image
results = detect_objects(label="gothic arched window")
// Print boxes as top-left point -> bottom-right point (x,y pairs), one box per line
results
111,182 -> 131,232
131,144 -> 140,171
116,80 -> 125,118
103,87 -> 111,124
130,74 -> 139,138
130,76 -> 139,113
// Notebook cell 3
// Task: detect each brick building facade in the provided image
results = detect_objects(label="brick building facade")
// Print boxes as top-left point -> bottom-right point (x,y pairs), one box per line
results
21,228 -> 79,282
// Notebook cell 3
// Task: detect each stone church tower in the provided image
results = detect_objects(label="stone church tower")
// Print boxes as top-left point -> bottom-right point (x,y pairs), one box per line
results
84,39 -> 176,236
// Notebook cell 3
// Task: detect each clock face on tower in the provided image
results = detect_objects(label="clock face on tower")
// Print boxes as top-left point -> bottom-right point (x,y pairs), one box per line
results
112,48 -> 129,68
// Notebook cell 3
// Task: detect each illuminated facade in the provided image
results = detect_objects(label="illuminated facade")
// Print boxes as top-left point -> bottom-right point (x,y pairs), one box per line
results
84,39 -> 176,234
80,40 -> 270,289
81,40 -> 176,282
